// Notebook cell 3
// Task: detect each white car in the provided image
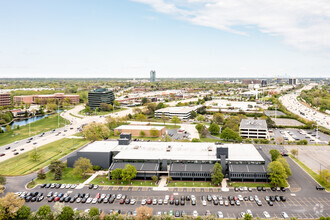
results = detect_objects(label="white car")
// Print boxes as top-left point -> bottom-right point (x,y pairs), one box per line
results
246,209 -> 253,217
217,211 -> 223,218
84,209 -> 90,213
193,210 -> 198,217
164,199 -> 168,204
71,184 -> 77,189
130,199 -> 136,205
65,184 -> 71,189
263,211 -> 270,218
92,198 -> 97,204
158,199 -> 163,205
202,200 -> 207,206
238,195 -> 243,201
86,198 -> 92,203
60,184 -> 66,189
116,194 -> 122,200
282,212 -> 289,219
141,199 -> 146,205
165,195 -> 169,200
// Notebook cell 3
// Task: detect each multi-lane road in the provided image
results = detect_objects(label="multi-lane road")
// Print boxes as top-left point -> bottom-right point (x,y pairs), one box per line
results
280,84 -> 330,130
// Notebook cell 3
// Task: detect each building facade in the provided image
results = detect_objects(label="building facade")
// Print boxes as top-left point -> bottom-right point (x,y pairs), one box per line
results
13,93 -> 79,104
88,88 -> 115,109
155,106 -> 200,119
67,136 -> 270,182
240,119 -> 268,139
150,70 -> 156,82
289,78 -> 297,85
114,125 -> 166,137
0,93 -> 10,106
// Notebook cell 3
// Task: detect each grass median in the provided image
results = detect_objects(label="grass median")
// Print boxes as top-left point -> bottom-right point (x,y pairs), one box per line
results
91,176 -> 156,187
0,113 -> 69,147
27,167 -> 89,188
0,138 -> 90,176
289,155 -> 329,191
228,182 -> 273,188
167,181 -> 214,187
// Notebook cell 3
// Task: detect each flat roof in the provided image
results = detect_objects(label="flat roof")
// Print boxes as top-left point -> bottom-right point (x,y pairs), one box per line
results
240,119 -> 267,130
78,141 -> 265,162
115,125 -> 165,131
110,162 -> 159,171
229,164 -> 267,173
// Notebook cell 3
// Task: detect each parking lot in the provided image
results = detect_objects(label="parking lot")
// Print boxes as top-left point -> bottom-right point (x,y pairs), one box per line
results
272,128 -> 330,144
167,129 -> 190,140
17,182 -> 330,219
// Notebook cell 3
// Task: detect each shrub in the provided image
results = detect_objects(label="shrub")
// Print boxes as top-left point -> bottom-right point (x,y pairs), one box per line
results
93,165 -> 102,171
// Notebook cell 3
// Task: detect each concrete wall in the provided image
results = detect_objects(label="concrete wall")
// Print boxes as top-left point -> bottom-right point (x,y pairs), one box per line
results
67,151 -> 112,169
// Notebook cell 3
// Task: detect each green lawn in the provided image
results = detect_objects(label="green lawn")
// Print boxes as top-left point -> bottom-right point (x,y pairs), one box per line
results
290,155 -> 330,191
199,137 -> 219,142
229,182 -> 274,188
167,181 -> 214,187
79,108 -> 127,116
0,138 -> 90,176
0,113 -> 69,147
150,124 -> 181,129
28,167 -> 89,188
91,176 -> 156,187
109,135 -> 162,141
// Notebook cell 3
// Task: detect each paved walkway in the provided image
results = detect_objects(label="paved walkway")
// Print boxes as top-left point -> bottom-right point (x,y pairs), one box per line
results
221,178 -> 229,192
153,176 -> 168,191
76,171 -> 107,189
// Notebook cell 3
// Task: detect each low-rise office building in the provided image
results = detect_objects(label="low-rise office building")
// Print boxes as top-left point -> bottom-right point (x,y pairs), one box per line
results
0,93 -> 10,106
240,119 -> 268,139
13,93 -> 79,104
155,106 -> 200,119
67,135 -> 270,182
114,125 -> 166,137
88,88 -> 115,109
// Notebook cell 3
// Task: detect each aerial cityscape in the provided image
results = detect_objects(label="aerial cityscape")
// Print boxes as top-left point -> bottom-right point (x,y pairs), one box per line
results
0,0 -> 329,220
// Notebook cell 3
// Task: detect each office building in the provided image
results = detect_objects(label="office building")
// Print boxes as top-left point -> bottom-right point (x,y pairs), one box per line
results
289,78 -> 297,85
67,136 -> 269,182
0,93 -> 10,106
150,70 -> 156,82
155,106 -> 200,119
261,80 -> 267,87
242,79 -> 261,85
240,119 -> 268,139
13,93 -> 79,104
114,125 -> 166,137
88,88 -> 115,109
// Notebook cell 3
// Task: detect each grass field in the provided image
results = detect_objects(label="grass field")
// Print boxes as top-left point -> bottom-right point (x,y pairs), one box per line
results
167,181 -> 214,187
199,137 -> 219,142
290,155 -> 329,191
229,182 -> 274,188
28,167 -> 89,188
0,113 -> 69,147
150,124 -> 181,129
0,138 -> 90,176
91,176 -> 156,187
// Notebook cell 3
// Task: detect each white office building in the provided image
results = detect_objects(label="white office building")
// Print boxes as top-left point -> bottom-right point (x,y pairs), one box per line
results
239,119 -> 269,139
155,106 -> 200,119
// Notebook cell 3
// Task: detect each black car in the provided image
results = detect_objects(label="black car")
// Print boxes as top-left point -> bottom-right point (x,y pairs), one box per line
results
170,199 -> 174,205
280,196 -> 286,201
230,200 -> 235,206
268,201 -> 273,206
271,187 -> 276,191
125,199 -> 130,204
80,193 -> 85,198
89,184 -> 94,189
234,187 -> 239,192
213,200 -> 218,205
270,196 -> 275,202
70,197 -> 76,203
5,147 -> 10,150
181,196 -> 185,201
64,197 -> 71,202
186,195 -> 190,201
25,196 -> 32,202
262,186 -> 266,191
191,200 -> 196,206
45,183 -> 51,188
60,197 -> 65,202
316,185 -> 325,190
41,183 -> 46,188
81,198 -> 87,203
98,198 -> 103,203
31,197 -> 37,202
257,186 -> 262,191
175,199 -> 179,206
180,199 -> 185,205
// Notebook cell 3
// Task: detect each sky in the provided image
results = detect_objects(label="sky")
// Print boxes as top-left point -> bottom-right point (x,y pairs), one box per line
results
0,0 -> 329,78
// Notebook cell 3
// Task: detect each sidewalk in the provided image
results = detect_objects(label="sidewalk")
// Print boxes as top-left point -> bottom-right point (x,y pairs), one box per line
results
76,171 -> 108,189
153,176 -> 168,191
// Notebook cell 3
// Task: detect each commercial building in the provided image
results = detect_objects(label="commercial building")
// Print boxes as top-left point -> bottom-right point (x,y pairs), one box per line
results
13,93 -> 79,104
289,78 -> 297,85
240,119 -> 268,139
155,106 -> 200,119
150,70 -> 156,82
0,93 -> 10,106
114,125 -> 166,137
67,135 -> 270,182
261,79 -> 267,87
88,88 -> 115,110
242,79 -> 261,85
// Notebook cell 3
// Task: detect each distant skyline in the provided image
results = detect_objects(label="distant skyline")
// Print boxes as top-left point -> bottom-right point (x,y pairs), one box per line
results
0,0 -> 329,78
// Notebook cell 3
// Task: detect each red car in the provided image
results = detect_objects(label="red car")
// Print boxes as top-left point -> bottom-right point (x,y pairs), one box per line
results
54,196 -> 60,202
119,199 -> 125,204
147,199 -> 152,204
95,193 -> 100,199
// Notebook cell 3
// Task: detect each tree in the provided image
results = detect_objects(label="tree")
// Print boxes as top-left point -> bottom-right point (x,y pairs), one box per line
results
135,206 -> 153,220
224,116 -> 241,132
318,169 -> 329,186
16,205 -> 31,220
267,161 -> 288,187
156,102 -> 165,109
57,206 -> 74,220
208,123 -> 220,135
220,127 -> 242,142
151,175 -> 158,183
192,138 -> 201,142
0,176 -> 6,185
161,113 -> 169,125
244,213 -> 252,220
89,207 -> 99,217
37,168 -> 46,179
74,157 -> 93,179
200,125 -> 209,138
49,160 -> 65,173
141,97 -> 149,105
145,103 -> 157,115
197,115 -> 205,122
276,136 -> 284,145
29,147 -> 41,161
171,116 -> 180,126
139,130 -> 146,137
150,128 -> 159,137
195,123 -> 204,133
277,157 -> 292,176
190,110 -> 197,119
5,125 -> 11,132
111,168 -> 123,183
211,163 -> 224,185
100,103 -> 108,111
0,193 -> 25,220
82,122 -> 110,141
36,205 -> 52,219
121,164 -> 137,183
213,113 -> 224,124
113,100 -> 120,108
269,149 -> 281,161
162,134 -> 172,142
136,113 -> 147,121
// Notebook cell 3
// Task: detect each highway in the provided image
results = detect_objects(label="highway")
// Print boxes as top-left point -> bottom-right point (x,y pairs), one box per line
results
280,84 -> 330,130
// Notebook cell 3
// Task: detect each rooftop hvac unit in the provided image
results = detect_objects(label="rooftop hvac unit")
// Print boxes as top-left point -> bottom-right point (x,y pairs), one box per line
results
133,145 -> 139,149
166,145 -> 171,152
208,146 -> 213,151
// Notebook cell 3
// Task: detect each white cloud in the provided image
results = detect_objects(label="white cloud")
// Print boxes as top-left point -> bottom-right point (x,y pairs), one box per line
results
132,0 -> 330,50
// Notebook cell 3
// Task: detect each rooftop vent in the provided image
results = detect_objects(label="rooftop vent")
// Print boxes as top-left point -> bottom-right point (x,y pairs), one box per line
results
208,146 -> 213,151
133,145 -> 139,149
166,145 -> 172,152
